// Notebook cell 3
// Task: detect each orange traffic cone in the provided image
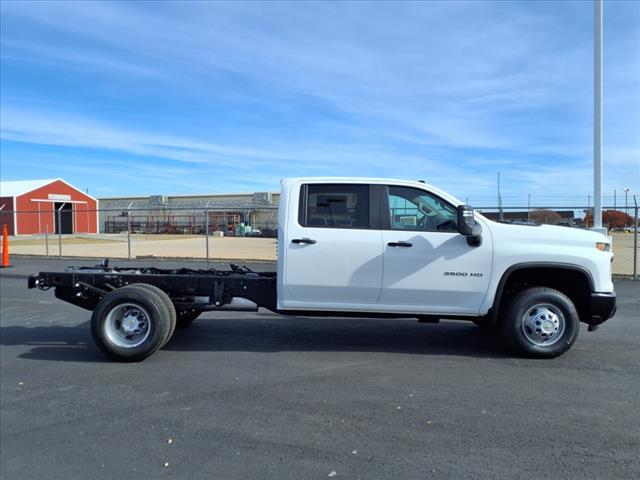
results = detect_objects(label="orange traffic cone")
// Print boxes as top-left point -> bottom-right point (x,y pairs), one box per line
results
1,224 -> 11,268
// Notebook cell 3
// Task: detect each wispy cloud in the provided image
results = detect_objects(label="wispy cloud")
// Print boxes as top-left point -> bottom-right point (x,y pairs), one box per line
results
0,0 -> 638,200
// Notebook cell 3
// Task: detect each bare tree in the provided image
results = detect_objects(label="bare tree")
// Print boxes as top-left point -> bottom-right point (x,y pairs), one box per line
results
530,209 -> 562,225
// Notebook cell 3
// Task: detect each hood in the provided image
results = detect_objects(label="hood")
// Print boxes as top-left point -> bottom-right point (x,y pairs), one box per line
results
485,219 -> 610,246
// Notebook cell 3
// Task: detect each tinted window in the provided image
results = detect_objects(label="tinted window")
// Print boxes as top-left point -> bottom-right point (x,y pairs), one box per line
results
300,184 -> 369,228
387,186 -> 457,232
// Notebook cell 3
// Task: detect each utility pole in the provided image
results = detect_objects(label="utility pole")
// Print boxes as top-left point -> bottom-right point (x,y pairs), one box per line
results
528,194 -> 531,223
593,0 -> 604,232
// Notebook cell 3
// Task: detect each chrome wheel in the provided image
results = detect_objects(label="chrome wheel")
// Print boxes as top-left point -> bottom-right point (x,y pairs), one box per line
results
104,303 -> 151,348
521,303 -> 565,347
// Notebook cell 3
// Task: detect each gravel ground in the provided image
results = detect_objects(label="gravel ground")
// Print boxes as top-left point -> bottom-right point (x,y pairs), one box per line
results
1,257 -> 639,479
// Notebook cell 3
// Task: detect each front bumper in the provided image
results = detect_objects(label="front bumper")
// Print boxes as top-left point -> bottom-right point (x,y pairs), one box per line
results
586,291 -> 617,327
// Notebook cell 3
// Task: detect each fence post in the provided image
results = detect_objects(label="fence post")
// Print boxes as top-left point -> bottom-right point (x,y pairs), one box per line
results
126,202 -> 133,260
205,209 -> 210,266
57,207 -> 62,259
633,196 -> 638,281
127,214 -> 132,260
45,225 -> 49,257
204,201 -> 211,267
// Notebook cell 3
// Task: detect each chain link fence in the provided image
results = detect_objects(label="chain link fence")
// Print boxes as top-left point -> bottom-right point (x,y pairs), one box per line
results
1,205 -> 279,264
2,200 -> 638,278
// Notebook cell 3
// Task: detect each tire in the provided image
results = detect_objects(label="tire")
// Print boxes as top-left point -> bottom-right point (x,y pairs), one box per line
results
91,284 -> 171,362
501,287 -> 580,358
176,309 -> 201,329
130,283 -> 176,346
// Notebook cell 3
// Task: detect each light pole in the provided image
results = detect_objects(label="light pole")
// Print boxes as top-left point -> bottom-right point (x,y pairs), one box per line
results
593,0 -> 604,231
623,188 -> 630,228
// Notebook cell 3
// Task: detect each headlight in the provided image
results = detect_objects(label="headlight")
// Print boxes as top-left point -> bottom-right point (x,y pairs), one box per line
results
596,242 -> 611,252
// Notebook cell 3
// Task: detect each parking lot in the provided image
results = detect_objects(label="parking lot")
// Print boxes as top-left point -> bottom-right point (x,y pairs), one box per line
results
1,258 -> 639,479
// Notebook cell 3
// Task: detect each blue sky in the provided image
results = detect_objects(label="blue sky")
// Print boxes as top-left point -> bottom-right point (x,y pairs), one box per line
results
1,0 -> 638,205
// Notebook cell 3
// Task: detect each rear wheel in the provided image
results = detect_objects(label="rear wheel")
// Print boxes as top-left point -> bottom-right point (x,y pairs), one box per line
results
130,283 -> 176,346
176,309 -> 201,328
501,287 -> 579,358
91,284 -> 171,362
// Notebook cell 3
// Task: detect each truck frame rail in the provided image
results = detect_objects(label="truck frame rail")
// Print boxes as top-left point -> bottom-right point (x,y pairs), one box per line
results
28,262 -> 278,313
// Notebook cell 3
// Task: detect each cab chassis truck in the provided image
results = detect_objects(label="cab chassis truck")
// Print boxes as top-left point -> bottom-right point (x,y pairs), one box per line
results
28,177 -> 617,361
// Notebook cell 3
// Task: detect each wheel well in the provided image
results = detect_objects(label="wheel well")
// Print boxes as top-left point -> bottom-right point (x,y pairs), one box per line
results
494,267 -> 591,323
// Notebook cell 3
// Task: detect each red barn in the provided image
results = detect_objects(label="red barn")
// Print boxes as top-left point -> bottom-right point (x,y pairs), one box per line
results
0,179 -> 98,235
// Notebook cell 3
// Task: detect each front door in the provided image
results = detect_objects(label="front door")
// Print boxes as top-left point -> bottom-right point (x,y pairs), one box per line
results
379,185 -> 492,315
281,183 -> 384,310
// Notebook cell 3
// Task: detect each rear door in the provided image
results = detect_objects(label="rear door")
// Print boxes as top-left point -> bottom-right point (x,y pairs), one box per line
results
281,183 -> 384,309
379,185 -> 493,314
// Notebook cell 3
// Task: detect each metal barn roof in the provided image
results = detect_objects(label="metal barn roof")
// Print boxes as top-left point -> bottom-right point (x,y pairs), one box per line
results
0,178 -> 98,202
0,179 -> 58,197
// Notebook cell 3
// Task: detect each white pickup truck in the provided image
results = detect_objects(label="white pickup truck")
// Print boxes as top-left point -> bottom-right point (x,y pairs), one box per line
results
29,177 -> 617,361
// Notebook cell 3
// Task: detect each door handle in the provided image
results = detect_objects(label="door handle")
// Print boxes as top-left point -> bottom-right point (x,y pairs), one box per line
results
291,238 -> 317,244
387,241 -> 413,247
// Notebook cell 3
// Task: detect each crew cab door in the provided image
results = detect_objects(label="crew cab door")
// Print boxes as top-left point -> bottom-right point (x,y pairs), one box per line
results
280,183 -> 384,309
379,185 -> 493,314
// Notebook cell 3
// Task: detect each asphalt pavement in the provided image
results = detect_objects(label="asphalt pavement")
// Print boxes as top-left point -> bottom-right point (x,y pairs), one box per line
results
1,258 -> 639,479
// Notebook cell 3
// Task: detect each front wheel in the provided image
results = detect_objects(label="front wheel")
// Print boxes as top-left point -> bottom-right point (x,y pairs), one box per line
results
501,287 -> 579,358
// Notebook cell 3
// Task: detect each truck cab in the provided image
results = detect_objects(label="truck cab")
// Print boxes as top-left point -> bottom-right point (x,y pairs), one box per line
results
278,178 -> 493,314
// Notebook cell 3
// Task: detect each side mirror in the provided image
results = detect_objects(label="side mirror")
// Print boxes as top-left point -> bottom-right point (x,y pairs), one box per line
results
457,205 -> 482,238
